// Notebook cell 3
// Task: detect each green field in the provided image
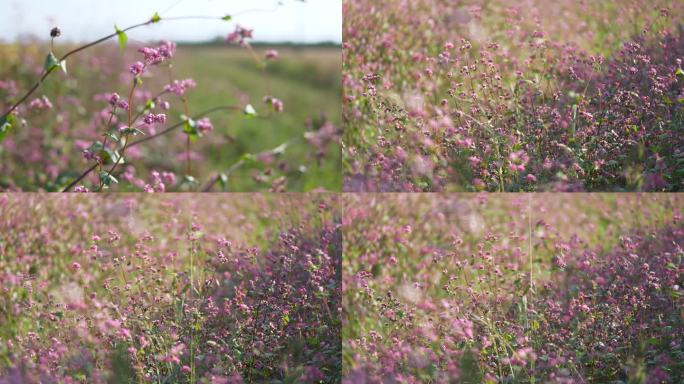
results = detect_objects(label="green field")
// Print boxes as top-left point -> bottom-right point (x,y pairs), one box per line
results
0,43 -> 341,191
172,46 -> 342,191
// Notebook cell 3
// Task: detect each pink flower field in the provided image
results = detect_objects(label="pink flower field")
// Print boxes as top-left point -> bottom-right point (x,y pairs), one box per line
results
0,194 -> 341,383
343,0 -> 684,191
342,194 -> 684,382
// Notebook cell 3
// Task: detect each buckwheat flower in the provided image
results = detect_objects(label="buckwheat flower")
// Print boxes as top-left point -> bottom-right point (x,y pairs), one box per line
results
73,185 -> 89,192
161,171 -> 176,186
264,49 -> 279,60
109,93 -> 120,106
196,117 -> 213,134
29,95 -> 53,110
158,40 -> 176,59
525,174 -> 537,183
164,78 -> 196,96
143,113 -> 155,124
270,98 -> 284,112
150,170 -> 165,192
225,25 -> 254,45
138,46 -> 164,65
181,366 -> 192,373
71,262 -> 81,272
159,100 -> 170,110
117,100 -> 129,111
129,61 -> 145,76
82,148 -> 98,161
144,113 -> 167,125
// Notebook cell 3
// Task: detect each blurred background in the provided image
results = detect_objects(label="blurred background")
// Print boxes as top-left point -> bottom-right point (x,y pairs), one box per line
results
0,0 -> 341,192
1,0 -> 342,44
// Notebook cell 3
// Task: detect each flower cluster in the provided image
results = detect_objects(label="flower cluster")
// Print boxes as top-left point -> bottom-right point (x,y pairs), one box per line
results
225,25 -> 253,46
196,117 -> 213,134
28,95 -> 52,110
143,112 -> 167,125
343,0 -> 684,192
343,194 -> 684,383
164,78 -> 197,96
0,195 -> 341,383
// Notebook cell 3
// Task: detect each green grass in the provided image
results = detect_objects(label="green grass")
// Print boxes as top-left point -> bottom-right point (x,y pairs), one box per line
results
162,46 -> 341,191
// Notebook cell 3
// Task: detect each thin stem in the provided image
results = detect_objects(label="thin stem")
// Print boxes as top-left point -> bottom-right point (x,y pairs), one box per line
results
2,20 -> 150,118
98,80 -> 138,191
1,14 -> 235,118
62,163 -> 98,192
62,105 -> 240,192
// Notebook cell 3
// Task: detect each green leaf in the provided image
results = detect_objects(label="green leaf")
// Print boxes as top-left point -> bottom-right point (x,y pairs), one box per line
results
103,148 -> 123,164
271,142 -> 288,155
87,141 -> 104,153
150,12 -> 161,23
115,25 -> 128,54
0,114 -> 16,141
676,68 -> 684,77
89,141 -> 123,164
181,175 -> 198,186
119,127 -> 145,136
239,153 -> 258,165
98,171 -> 118,186
243,104 -> 257,116
221,15 -> 232,21
104,132 -> 120,142
44,52 -> 60,71
182,117 -> 199,141
218,172 -> 228,190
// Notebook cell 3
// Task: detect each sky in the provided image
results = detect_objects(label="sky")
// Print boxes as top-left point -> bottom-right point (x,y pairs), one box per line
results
1,0 -> 341,44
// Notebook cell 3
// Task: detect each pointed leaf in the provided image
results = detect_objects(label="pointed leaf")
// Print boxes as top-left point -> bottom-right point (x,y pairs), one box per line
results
44,52 -> 60,72
243,104 -> 257,116
151,12 -> 161,23
115,25 -> 128,54
0,114 -> 16,142
59,60 -> 67,74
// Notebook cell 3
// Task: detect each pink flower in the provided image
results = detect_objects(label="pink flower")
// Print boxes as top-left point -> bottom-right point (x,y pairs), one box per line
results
129,61 -> 145,76
196,117 -> 213,134
71,262 -> 81,272
158,40 -> 176,59
264,49 -> 279,60
164,79 -> 196,96
109,93 -> 120,106
138,47 -> 163,65
144,113 -> 167,125
225,25 -> 253,45
270,98 -> 284,112
161,172 -> 176,186
29,95 -> 53,110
